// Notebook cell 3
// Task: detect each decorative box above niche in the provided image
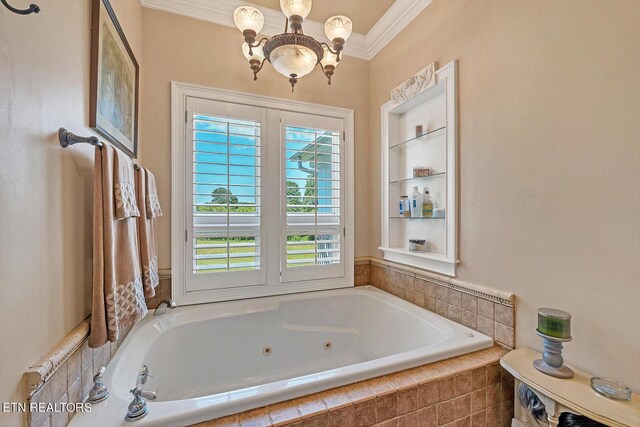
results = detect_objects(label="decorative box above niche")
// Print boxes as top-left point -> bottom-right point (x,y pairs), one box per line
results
380,60 -> 459,276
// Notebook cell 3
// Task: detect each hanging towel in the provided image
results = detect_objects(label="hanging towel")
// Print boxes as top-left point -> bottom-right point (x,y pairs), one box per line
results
145,170 -> 163,219
135,166 -> 162,298
89,145 -> 148,348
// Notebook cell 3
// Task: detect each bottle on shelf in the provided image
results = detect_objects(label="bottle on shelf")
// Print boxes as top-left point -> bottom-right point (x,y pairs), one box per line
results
410,186 -> 422,217
422,189 -> 433,217
400,196 -> 410,217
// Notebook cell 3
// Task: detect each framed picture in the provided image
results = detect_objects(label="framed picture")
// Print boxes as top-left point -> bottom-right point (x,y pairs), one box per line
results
90,0 -> 139,158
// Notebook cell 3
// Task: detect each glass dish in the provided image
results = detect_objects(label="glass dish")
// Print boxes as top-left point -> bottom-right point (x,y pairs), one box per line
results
590,377 -> 632,401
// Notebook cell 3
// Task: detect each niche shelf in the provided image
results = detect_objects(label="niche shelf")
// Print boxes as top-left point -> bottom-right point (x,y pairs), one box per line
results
380,60 -> 459,276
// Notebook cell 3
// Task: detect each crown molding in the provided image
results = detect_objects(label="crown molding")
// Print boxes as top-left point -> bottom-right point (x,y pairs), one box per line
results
366,0 -> 434,59
140,0 -> 433,61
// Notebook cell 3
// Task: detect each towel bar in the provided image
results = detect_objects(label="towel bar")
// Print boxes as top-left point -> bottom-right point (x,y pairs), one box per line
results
59,128 -> 104,148
59,128 -> 140,169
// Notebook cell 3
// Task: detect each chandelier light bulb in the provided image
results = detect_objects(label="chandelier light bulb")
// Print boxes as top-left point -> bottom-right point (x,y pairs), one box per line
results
279,0 -> 312,20
233,6 -> 265,34
321,46 -> 339,69
242,42 -> 265,62
324,15 -> 353,42
270,45 -> 317,79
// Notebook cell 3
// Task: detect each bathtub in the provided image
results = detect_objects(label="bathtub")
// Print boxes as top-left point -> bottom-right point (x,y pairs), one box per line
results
69,286 -> 493,426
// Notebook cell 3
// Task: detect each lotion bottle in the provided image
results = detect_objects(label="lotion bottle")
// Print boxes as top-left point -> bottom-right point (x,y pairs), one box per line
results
422,189 -> 434,217
410,186 -> 422,217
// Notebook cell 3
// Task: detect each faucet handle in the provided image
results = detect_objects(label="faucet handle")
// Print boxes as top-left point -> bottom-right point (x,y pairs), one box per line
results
87,366 -> 109,404
136,365 -> 153,386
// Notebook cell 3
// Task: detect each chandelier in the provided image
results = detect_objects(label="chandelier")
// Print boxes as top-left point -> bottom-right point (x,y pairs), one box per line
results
233,0 -> 353,91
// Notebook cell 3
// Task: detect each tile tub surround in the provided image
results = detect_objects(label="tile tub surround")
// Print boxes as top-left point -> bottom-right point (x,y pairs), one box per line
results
25,321 -> 133,427
358,258 -> 516,350
191,346 -> 514,427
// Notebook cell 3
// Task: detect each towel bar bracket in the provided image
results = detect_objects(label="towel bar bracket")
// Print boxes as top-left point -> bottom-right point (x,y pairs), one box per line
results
59,128 -> 104,149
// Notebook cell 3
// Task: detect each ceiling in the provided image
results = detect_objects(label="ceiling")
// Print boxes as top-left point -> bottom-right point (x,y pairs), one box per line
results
248,0 -> 397,34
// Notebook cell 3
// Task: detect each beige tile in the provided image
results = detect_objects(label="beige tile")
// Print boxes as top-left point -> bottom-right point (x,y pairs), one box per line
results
418,381 -> 439,408
476,316 -> 493,338
398,411 -> 419,427
396,387 -> 418,415
294,395 -> 327,419
485,405 -> 499,427
301,413 -> 327,427
448,290 -> 461,307
49,364 -> 67,402
462,311 -> 477,329
319,388 -> 352,410
353,399 -> 376,427
454,417 -> 470,427
477,300 -> 494,320
81,365 -> 94,401
437,400 -> 455,425
344,382 -> 376,403
437,377 -> 455,402
238,407 -> 272,427
454,372 -> 473,396
327,404 -> 354,427
471,368 -> 486,391
473,347 -> 507,364
494,305 -> 514,327
80,341 -> 93,374
486,364 -> 501,385
205,414 -> 240,426
375,393 -> 397,422
423,280 -> 436,298
50,392 -> 68,427
436,286 -> 448,302
453,394 -> 470,419
426,297 -> 436,312
386,371 -> 418,391
470,410 -> 486,427
436,300 -> 448,317
68,377 -> 82,405
369,376 -> 398,397
67,350 -> 82,390
268,401 -> 301,426
376,418 -> 398,427
30,380 -> 52,427
461,294 -> 477,313
486,383 -> 500,406
417,405 -> 436,427
447,305 -> 462,323
470,388 -> 486,413
494,323 -> 514,348
415,292 -> 426,308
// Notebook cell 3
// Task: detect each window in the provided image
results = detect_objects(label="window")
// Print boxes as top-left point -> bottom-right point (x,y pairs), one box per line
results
172,84 -> 353,304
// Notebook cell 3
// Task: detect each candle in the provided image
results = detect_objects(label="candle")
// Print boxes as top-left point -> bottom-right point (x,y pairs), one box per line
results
537,308 -> 571,339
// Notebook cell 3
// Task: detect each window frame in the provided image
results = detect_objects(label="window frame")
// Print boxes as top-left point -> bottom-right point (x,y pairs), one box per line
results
172,82 -> 354,305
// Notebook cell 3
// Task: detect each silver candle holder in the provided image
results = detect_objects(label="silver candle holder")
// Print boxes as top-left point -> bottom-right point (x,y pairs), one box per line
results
533,308 -> 574,379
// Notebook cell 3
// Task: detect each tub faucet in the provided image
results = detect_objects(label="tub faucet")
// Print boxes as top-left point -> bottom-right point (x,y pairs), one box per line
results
125,387 -> 157,422
153,299 -> 176,316
137,365 -> 152,386
87,366 -> 109,403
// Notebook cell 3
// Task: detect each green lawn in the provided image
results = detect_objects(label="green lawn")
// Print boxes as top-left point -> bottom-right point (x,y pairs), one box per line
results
194,238 -> 316,271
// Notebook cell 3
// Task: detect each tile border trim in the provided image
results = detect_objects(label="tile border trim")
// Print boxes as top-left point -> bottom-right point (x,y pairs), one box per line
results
24,316 -> 91,397
360,256 -> 515,307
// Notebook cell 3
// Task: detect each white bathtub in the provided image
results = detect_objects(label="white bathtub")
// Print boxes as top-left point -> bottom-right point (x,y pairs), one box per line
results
69,286 -> 492,427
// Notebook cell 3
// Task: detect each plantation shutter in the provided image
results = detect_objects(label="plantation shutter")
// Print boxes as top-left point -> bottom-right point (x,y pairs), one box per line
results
280,111 -> 345,283
186,97 -> 266,291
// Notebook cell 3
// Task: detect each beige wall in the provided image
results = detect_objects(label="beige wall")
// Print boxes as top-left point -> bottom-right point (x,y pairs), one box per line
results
140,8 -> 371,267
0,1 -> 141,425
369,0 -> 640,390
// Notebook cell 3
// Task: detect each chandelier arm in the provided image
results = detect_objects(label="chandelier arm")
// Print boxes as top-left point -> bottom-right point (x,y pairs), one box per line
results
320,42 -> 339,55
1,0 -> 39,14
247,37 -> 269,56
284,17 -> 289,34
253,59 -> 267,81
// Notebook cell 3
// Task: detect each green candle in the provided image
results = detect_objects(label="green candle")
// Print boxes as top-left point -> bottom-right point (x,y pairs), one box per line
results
537,308 -> 571,339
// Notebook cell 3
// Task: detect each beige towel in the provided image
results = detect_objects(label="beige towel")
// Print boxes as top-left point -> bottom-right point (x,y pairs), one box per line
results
145,170 -> 163,219
89,145 -> 148,348
135,167 -> 161,298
